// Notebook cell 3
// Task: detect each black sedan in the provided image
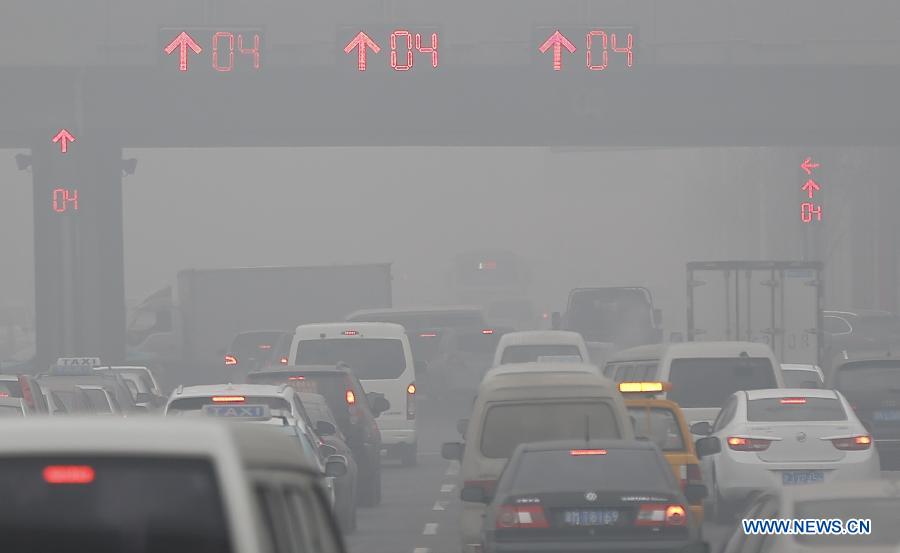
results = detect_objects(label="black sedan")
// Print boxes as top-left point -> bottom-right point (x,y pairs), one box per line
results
464,440 -> 708,553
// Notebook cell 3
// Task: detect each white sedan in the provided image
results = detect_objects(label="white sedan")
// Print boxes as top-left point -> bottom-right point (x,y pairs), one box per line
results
692,388 -> 880,521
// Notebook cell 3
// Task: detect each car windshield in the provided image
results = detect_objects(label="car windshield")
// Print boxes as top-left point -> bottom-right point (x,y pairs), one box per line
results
500,344 -> 582,364
627,406 -> 685,452
480,401 -> 619,459
508,448 -> 670,494
0,457 -> 231,553
295,339 -> 406,379
747,397 -> 847,422
795,498 -> 900,545
667,357 -> 777,408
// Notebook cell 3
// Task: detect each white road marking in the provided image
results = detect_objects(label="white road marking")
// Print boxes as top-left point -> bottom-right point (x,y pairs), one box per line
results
423,523 -> 439,535
445,464 -> 459,476
440,483 -> 455,493
413,548 -> 430,553
433,500 -> 448,511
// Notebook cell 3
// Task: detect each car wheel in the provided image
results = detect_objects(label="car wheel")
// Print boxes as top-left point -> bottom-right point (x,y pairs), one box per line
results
400,442 -> 418,467
710,475 -> 732,524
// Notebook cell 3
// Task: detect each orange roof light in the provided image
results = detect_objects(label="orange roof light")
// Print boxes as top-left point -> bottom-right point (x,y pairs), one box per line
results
211,396 -> 245,403
618,381 -> 671,394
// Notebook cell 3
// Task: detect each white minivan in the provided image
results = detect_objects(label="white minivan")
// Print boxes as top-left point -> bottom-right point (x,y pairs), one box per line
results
491,330 -> 590,367
604,341 -> 784,424
290,322 -> 419,466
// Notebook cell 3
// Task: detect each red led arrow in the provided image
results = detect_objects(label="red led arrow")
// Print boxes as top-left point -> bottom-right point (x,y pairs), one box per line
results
801,179 -> 820,199
801,157 -> 820,175
51,129 -> 75,154
164,31 -> 203,72
344,31 -> 381,71
539,30 -> 577,71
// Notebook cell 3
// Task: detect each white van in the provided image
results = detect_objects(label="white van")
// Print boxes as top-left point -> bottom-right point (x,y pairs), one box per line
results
290,322 -> 419,466
491,330 -> 590,367
442,364 -> 633,553
604,341 -> 784,423
0,418 -> 344,553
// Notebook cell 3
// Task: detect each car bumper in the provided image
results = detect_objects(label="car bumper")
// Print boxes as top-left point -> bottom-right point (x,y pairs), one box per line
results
486,539 -> 706,553
717,452 -> 880,502
379,428 -> 417,446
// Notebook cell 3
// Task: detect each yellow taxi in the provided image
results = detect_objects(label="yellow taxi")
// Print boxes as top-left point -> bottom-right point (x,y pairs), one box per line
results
619,381 -> 705,525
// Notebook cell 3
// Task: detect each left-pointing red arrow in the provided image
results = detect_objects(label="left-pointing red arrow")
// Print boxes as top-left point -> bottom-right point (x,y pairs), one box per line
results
164,31 -> 203,72
51,129 -> 75,153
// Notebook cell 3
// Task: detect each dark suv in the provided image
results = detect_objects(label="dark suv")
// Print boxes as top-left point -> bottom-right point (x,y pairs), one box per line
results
247,364 -> 389,506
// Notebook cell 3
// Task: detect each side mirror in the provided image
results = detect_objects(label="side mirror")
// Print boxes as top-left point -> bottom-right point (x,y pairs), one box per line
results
316,420 -> 337,436
684,483 -> 708,504
441,441 -> 464,461
689,421 -> 713,436
367,393 -> 390,416
456,418 -> 469,436
460,485 -> 491,504
325,455 -> 349,477
319,444 -> 338,457
653,308 -> 663,327
551,312 -> 562,330
415,360 -> 427,374
695,436 -> 722,457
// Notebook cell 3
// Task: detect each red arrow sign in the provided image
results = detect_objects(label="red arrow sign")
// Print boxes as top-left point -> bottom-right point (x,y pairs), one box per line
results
164,31 -> 203,72
539,30 -> 577,71
51,129 -> 75,154
344,32 -> 381,71
801,157 -> 820,175
801,179 -> 820,199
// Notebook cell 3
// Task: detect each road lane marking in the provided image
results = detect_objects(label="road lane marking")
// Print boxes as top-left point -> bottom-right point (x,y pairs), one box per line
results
413,548 -> 430,553
440,483 -> 455,493
433,500 -> 448,511
423,523 -> 439,535
445,464 -> 459,476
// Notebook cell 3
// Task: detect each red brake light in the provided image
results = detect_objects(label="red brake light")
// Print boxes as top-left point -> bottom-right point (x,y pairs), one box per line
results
727,436 -> 772,451
495,504 -> 549,529
635,503 -> 687,527
211,396 -> 245,403
570,449 -> 607,456
288,375 -> 305,381
224,355 -> 238,366
481,329 -> 494,335
0,391 -> 8,398
43,465 -> 95,485
258,344 -> 272,350
419,332 -> 438,338
832,435 -> 872,451
342,330 -> 359,336
780,397 -> 807,405
279,356 -> 289,365
346,390 -> 357,405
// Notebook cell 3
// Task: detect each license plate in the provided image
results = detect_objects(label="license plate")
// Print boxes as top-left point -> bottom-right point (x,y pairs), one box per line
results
288,380 -> 318,393
874,410 -> 900,422
562,509 -> 620,526
782,470 -> 824,485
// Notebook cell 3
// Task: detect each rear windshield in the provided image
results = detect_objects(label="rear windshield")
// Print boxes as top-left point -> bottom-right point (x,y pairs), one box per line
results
500,345 -> 582,364
833,361 -> 900,393
0,457 -> 231,553
295,339 -> 406,380
628,407 -> 685,452
0,405 -> 23,417
747,397 -> 847,422
782,370 -> 823,388
231,332 -> 285,355
167,396 -> 292,414
0,380 -> 23,398
248,373 -> 351,423
667,357 -> 776,408
796,498 -> 900,546
509,449 -> 669,493
82,389 -> 113,414
480,401 -> 620,459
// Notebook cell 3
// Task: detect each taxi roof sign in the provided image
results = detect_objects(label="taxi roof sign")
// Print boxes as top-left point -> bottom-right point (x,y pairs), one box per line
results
50,357 -> 103,376
618,381 -> 672,394
203,404 -> 271,421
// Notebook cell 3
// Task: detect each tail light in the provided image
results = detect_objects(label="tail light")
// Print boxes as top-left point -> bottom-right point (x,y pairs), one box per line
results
212,396 -> 245,403
481,329 -> 495,335
680,463 -> 703,502
831,435 -> 872,451
419,332 -> 438,338
496,504 -> 549,529
224,355 -> 238,366
780,397 -> 807,405
279,356 -> 289,365
406,382 -> 416,420
43,465 -> 95,485
727,436 -> 772,451
0,392 -> 8,398
345,389 -> 357,405
635,503 -> 687,527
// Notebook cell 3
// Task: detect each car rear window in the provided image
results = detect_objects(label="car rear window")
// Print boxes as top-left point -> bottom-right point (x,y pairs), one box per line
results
833,361 -> 900,393
167,396 -> 292,414
0,380 -> 23,398
82,389 -> 113,414
230,332 -> 285,357
628,406 -> 685,452
0,457 -> 232,553
781,370 -> 823,388
747,397 -> 846,422
249,373 -> 351,422
509,448 -> 669,493
0,405 -> 23,417
667,357 -> 777,408
480,401 -> 620,459
500,344 -> 582,364
795,498 -> 900,546
295,339 -> 406,380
